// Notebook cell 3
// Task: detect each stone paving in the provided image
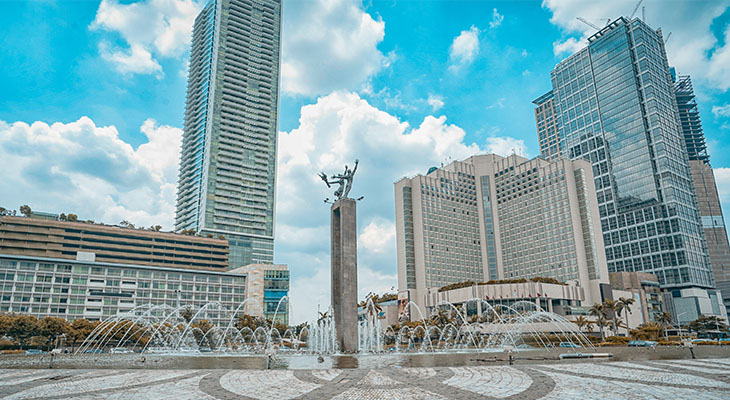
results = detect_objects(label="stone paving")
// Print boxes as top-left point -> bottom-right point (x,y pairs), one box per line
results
1,358 -> 729,399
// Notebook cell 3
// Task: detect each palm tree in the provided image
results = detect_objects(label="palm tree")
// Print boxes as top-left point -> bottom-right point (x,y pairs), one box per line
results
656,312 -> 673,340
585,321 -> 595,334
589,303 -> 606,341
573,316 -> 588,332
617,297 -> 635,336
603,299 -> 617,336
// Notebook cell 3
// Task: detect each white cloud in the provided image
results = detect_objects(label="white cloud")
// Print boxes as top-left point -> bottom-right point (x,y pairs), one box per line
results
713,104 -> 730,118
552,36 -> 585,57
427,94 -> 445,111
0,117 -> 181,229
99,42 -> 163,76
486,136 -> 529,157
542,0 -> 730,89
359,218 -> 396,255
449,25 -> 480,70
716,168 -> 730,204
281,0 -> 388,96
91,0 -> 202,75
490,8 -> 504,29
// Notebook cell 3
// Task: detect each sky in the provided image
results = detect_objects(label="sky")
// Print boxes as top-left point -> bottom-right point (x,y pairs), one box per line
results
1,0 -> 730,324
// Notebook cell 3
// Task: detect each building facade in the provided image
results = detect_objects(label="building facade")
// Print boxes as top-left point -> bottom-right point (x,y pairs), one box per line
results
175,0 -> 282,268
230,263 -> 289,324
0,254 -> 246,324
533,91 -> 561,161
534,17 -> 721,323
609,271 -> 664,324
395,154 -> 609,311
0,216 -> 229,270
673,73 -> 730,316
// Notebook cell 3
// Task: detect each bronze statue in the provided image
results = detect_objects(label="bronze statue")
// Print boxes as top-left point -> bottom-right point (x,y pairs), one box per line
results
319,159 -> 359,200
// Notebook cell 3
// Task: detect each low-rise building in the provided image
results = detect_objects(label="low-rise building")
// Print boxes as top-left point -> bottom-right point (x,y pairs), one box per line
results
230,264 -> 289,324
609,271 -> 664,325
0,216 -> 229,270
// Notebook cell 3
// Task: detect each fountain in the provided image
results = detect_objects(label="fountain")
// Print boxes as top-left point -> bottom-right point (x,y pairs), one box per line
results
73,160 -> 595,367
75,296 -> 593,357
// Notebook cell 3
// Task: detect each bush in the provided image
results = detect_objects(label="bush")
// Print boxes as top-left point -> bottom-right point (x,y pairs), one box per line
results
598,341 -> 623,347
605,336 -> 630,344
657,340 -> 680,346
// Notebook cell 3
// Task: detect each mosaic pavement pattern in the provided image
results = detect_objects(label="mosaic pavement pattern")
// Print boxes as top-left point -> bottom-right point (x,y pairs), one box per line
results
1,358 -> 730,399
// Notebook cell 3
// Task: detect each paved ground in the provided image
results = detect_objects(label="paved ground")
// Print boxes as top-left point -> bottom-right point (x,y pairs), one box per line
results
1,358 -> 729,399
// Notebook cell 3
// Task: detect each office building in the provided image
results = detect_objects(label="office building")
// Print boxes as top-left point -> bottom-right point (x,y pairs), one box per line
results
0,216 -> 289,324
395,153 -> 609,311
533,17 -> 723,324
0,216 -> 229,270
533,91 -> 560,161
175,0 -> 282,268
230,263 -> 289,323
673,73 -> 730,316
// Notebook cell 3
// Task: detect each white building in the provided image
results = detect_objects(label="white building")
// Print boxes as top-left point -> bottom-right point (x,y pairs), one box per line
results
395,154 -> 609,313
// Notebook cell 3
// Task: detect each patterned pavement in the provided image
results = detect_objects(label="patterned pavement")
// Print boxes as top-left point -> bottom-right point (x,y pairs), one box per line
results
1,358 -> 729,399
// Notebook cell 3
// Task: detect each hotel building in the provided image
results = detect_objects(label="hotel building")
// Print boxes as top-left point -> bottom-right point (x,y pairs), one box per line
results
395,154 -> 609,312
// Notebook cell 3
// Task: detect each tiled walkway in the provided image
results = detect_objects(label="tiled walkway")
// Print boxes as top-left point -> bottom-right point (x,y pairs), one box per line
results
1,358 -> 729,399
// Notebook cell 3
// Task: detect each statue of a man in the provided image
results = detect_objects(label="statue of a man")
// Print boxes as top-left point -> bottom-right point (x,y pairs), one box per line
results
319,159 -> 359,200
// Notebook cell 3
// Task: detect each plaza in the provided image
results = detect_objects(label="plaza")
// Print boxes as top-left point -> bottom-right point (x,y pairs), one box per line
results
0,357 -> 729,399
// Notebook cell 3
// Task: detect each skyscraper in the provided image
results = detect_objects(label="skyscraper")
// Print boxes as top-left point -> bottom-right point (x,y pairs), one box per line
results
535,17 -> 725,324
175,0 -> 281,268
673,73 -> 730,315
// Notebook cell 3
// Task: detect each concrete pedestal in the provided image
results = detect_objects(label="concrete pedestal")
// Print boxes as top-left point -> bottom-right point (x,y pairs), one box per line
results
331,198 -> 358,353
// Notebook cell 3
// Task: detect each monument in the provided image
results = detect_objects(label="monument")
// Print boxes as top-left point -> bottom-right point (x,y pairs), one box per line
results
319,160 -> 359,353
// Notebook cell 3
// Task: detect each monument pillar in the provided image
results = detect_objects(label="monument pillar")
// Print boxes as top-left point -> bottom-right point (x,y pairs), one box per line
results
331,197 -> 358,353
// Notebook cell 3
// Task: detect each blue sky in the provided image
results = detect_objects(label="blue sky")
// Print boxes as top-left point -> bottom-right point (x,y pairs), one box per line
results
1,0 -> 730,323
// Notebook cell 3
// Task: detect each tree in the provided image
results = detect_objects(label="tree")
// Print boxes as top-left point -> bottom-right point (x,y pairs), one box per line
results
687,315 -> 728,334
656,312 -> 673,340
180,306 -> 194,323
603,299 -> 618,336
617,297 -> 635,336
236,314 -> 267,331
39,317 -> 69,350
68,319 -> 95,352
67,214 -> 78,222
119,220 -> 135,229
573,316 -> 588,332
148,225 -> 162,232
19,205 -> 31,217
8,315 -> 39,348
589,303 -> 606,341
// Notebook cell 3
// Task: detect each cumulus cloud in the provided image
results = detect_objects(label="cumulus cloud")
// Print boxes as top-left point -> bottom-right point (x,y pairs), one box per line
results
91,0 -> 202,75
277,91 -> 528,323
713,104 -> 730,118
449,26 -> 480,71
0,117 -> 181,229
486,136 -> 529,157
282,0 -> 388,96
489,8 -> 504,29
427,94 -> 445,111
542,0 -> 730,89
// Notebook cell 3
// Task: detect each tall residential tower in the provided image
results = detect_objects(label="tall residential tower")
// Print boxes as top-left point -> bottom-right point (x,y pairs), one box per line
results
533,17 -> 725,324
175,0 -> 281,268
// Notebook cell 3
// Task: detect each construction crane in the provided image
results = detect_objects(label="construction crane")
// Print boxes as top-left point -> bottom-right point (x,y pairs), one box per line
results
629,0 -> 644,19
576,17 -> 601,31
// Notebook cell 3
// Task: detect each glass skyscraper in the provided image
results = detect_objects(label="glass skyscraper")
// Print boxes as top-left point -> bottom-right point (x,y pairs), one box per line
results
175,0 -> 281,268
536,17 -> 714,292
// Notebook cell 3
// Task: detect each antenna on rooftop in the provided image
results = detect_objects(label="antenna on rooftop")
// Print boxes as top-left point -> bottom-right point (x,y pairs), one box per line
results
642,6 -> 646,21
664,32 -> 672,44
